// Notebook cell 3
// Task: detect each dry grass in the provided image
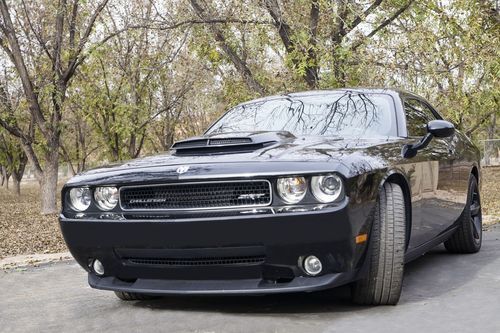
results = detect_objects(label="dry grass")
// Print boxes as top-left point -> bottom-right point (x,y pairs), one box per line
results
481,166 -> 500,222
0,168 -> 499,259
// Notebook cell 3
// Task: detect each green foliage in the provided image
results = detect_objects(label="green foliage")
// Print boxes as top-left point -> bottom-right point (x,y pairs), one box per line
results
0,131 -> 26,173
1,0 -> 498,174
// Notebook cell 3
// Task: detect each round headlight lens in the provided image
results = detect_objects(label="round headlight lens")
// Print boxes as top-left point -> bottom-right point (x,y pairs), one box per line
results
94,187 -> 119,211
311,174 -> 344,203
277,176 -> 307,204
69,187 -> 91,211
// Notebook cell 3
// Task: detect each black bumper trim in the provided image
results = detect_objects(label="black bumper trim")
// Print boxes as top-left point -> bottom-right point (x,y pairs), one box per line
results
88,270 -> 359,295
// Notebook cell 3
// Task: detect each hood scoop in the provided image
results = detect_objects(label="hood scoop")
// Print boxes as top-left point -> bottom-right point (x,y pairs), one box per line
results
171,131 -> 294,156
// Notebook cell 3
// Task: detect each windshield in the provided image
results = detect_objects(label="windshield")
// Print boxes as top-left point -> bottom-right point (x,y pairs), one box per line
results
206,92 -> 397,137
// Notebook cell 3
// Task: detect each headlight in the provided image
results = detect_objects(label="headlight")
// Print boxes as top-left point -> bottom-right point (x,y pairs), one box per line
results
311,174 -> 344,203
277,177 -> 307,204
94,187 -> 119,211
69,187 -> 92,211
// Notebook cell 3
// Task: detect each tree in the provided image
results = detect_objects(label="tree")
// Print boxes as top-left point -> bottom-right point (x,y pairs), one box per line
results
184,0 -> 417,98
189,0 -> 267,96
0,164 -> 10,187
0,131 -> 27,195
71,1 -> 194,161
261,0 -> 418,88
356,0 -> 499,138
0,0 -> 109,213
60,103 -> 98,175
0,69 -> 30,193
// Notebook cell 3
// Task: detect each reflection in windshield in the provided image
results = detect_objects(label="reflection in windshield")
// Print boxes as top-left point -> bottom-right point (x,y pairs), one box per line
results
207,92 -> 396,137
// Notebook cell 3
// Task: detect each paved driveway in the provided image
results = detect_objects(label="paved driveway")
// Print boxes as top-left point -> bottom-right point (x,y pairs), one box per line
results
2,225 -> 500,333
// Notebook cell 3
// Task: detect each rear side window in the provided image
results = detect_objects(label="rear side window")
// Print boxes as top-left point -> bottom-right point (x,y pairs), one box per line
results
404,99 -> 437,137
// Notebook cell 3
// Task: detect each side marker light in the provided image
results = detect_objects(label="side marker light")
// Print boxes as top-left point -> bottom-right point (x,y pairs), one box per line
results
356,234 -> 368,244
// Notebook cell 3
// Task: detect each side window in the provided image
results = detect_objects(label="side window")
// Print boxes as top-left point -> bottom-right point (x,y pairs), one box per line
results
404,99 -> 436,137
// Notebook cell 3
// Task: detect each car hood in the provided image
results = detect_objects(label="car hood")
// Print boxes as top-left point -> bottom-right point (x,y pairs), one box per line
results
67,132 -> 405,186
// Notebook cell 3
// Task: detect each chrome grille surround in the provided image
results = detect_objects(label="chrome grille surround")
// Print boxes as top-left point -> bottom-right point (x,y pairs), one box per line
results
119,180 -> 272,211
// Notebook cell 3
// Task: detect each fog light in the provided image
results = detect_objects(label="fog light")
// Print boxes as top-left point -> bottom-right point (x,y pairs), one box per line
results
93,259 -> 105,276
303,255 -> 322,276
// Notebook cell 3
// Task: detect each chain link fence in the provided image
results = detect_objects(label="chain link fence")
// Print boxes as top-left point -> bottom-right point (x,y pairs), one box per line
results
481,139 -> 500,167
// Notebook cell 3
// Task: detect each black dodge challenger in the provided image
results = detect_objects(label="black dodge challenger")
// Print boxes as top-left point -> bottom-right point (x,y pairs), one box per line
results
60,88 -> 482,305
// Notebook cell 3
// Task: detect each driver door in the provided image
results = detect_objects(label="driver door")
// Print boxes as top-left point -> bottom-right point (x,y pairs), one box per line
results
403,98 -> 459,249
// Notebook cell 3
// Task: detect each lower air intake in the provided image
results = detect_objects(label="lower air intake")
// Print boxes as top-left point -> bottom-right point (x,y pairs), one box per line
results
127,255 -> 266,267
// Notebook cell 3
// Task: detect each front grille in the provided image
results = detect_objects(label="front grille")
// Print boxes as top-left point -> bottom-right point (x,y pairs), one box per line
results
120,180 -> 272,211
126,255 -> 266,267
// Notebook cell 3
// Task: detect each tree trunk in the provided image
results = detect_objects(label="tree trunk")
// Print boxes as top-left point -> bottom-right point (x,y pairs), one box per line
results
3,171 -> 10,189
11,176 -> 20,196
164,129 -> 175,150
11,151 -> 27,196
488,111 -> 496,140
67,162 -> 75,177
39,155 -> 59,214
0,166 -> 5,186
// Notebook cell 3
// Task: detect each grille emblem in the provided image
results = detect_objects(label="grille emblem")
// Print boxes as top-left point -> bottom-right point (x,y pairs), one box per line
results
176,165 -> 190,174
129,198 -> 167,204
237,193 -> 266,200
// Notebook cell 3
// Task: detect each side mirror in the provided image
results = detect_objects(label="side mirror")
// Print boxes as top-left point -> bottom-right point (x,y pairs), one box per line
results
402,120 -> 455,158
427,120 -> 455,138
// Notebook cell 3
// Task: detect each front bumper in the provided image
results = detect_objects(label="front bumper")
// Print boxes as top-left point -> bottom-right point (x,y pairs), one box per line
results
59,200 -> 373,295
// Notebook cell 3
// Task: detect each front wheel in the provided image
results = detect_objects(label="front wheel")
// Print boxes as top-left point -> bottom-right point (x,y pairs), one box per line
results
351,182 -> 406,305
444,175 -> 482,253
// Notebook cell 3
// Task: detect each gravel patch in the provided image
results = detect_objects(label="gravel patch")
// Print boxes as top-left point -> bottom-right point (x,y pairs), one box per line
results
0,251 -> 72,270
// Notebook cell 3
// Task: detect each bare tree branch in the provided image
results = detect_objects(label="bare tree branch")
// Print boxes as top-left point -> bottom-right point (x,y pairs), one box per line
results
68,0 -> 79,50
20,0 -> 54,62
264,0 -> 294,53
264,0 -> 320,87
466,108 -> 499,136
63,0 -> 109,83
0,0 -> 49,138
190,0 -> 265,96
351,0 -> 416,51
343,0 -> 383,36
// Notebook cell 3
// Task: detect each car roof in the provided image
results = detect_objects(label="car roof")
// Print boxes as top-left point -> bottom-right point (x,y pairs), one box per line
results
237,87 -> 424,106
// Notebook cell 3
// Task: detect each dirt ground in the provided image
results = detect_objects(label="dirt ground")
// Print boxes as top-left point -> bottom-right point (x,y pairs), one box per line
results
0,181 -> 67,259
481,166 -> 500,218
0,168 -> 499,259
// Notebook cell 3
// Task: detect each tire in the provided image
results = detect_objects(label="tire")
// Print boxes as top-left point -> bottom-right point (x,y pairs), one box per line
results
351,182 -> 406,305
114,291 -> 158,301
444,175 -> 482,253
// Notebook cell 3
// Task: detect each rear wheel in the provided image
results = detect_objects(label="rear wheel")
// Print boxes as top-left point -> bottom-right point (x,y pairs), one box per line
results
351,182 -> 406,305
114,291 -> 158,301
444,175 -> 482,253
